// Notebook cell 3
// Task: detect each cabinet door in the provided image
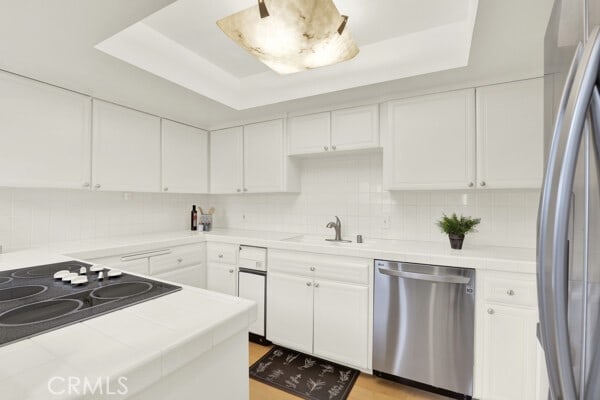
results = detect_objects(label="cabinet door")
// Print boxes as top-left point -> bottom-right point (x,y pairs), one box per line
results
161,120 -> 209,194
206,263 -> 236,296
210,126 -> 243,194
238,272 -> 266,336
313,280 -> 369,369
481,304 -> 538,400
476,78 -> 544,188
267,272 -> 314,354
287,112 -> 331,155
154,265 -> 205,288
92,100 -> 161,192
331,105 -> 379,151
0,71 -> 92,189
243,119 -> 283,193
384,89 -> 476,190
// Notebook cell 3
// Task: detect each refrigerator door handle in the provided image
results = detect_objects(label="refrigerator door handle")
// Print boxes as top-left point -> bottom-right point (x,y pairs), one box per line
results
540,25 -> 600,400
538,42 -> 583,400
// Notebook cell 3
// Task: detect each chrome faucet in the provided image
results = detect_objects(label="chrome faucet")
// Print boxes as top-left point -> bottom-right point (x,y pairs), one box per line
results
326,216 -> 350,242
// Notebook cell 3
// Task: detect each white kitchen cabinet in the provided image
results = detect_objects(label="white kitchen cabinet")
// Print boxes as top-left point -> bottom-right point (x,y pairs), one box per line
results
154,265 -> 205,288
206,262 -> 237,296
0,71 -> 92,189
288,105 -> 380,156
92,100 -> 161,192
243,119 -> 285,193
161,119 -> 209,194
383,89 -> 476,190
267,271 -> 314,354
210,120 -> 298,194
480,304 -> 538,400
287,112 -> 331,155
210,126 -> 243,194
331,104 -> 379,151
313,280 -> 369,369
476,78 -> 544,189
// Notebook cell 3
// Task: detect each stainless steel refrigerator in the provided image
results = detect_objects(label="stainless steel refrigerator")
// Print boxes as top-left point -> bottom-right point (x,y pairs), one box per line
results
539,0 -> 600,399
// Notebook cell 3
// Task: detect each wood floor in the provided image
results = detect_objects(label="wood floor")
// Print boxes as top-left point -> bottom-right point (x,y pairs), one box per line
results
249,343 -> 450,400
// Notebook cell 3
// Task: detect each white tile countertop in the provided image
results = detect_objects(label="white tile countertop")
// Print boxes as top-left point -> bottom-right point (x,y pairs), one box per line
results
0,251 -> 256,400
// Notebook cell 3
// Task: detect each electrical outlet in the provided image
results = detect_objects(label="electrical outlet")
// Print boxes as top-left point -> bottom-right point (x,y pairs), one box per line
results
381,216 -> 390,230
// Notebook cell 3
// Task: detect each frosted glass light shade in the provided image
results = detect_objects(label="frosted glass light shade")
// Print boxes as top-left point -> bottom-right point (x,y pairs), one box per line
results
217,0 -> 359,74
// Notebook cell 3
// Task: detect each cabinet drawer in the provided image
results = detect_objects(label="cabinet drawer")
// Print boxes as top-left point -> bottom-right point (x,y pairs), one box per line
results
483,274 -> 537,307
150,244 -> 205,275
269,249 -> 370,285
207,242 -> 238,264
239,245 -> 267,271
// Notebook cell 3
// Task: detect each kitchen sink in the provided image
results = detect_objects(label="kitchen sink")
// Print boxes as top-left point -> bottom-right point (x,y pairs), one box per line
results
283,235 -> 376,247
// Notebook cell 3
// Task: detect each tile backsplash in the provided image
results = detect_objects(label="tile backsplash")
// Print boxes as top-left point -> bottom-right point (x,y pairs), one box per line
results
0,153 -> 540,252
210,153 -> 540,249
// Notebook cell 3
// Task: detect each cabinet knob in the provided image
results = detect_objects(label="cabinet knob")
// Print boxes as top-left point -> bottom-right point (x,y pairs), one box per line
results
468,182 -> 474,188
177,258 -> 183,263
82,182 -> 90,188
164,187 -> 169,192
218,254 -> 223,258
314,282 -> 320,288
94,184 -> 101,190
332,145 -> 337,151
310,266 -> 316,271
487,308 -> 495,315
306,281 -> 312,287
323,146 -> 329,151
236,188 -> 241,193
243,188 -> 248,192
507,289 -> 515,296
480,181 -> 487,187
229,269 -> 235,273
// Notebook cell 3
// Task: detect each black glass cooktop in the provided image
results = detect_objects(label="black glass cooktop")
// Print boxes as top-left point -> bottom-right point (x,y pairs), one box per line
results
0,260 -> 181,347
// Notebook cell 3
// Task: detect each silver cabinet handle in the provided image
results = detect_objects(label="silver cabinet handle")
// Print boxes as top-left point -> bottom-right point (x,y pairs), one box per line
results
378,267 -> 470,284
229,269 -> 234,273
164,187 -> 169,192
236,188 -> 241,193
218,254 -> 223,258
468,182 -> 474,188
323,146 -> 328,151
332,145 -> 337,150
479,181 -> 486,187
94,184 -> 101,189
487,308 -> 495,315
82,182 -> 90,188
314,282 -> 320,288
306,282 -> 312,287
310,266 -> 315,271
507,289 -> 515,296
177,258 -> 183,263
243,188 -> 248,192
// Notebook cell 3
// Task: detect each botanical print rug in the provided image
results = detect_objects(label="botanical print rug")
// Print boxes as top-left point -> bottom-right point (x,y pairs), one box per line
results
249,345 -> 360,400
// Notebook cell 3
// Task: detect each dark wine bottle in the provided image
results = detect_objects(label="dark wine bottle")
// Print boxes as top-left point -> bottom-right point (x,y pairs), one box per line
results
191,205 -> 198,231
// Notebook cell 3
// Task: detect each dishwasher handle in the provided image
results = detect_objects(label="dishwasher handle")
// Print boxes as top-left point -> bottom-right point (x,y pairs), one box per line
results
378,267 -> 471,284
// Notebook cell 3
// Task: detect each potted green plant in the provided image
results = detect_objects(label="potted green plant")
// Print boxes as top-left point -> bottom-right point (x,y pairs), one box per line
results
436,213 -> 481,249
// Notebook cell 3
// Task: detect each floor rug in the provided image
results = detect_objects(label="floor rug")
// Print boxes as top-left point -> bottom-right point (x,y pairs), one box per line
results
250,345 -> 360,400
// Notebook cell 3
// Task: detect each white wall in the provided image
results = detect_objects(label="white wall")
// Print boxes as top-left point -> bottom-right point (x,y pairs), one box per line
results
0,187 -> 206,252
211,153 -> 540,249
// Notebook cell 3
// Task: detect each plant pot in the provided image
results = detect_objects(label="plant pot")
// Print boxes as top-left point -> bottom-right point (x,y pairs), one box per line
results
448,234 -> 465,250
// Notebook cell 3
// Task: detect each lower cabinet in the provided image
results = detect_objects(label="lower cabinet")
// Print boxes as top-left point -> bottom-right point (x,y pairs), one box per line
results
206,263 -> 237,296
267,250 -> 371,370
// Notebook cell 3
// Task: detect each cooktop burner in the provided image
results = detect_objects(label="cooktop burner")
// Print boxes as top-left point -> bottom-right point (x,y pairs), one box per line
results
0,260 -> 180,347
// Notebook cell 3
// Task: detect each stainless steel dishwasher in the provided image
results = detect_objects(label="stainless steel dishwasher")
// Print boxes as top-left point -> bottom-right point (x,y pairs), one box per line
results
373,260 -> 475,399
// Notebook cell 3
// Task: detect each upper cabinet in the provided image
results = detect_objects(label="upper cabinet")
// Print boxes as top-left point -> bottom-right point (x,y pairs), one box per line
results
383,89 -> 476,190
161,120 -> 209,194
476,78 -> 544,189
210,126 -> 244,194
210,120 -> 299,194
288,105 -> 380,156
0,71 -> 92,189
92,100 -> 161,192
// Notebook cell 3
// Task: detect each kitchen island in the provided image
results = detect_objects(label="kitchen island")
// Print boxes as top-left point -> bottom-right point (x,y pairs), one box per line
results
0,250 -> 256,400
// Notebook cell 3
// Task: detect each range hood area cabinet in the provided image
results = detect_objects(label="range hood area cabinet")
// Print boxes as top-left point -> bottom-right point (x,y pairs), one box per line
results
383,78 -> 543,190
209,119 -> 300,194
0,71 -> 92,189
287,104 -> 380,156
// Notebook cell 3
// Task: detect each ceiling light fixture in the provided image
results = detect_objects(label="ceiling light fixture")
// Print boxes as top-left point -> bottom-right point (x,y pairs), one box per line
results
217,0 -> 359,75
